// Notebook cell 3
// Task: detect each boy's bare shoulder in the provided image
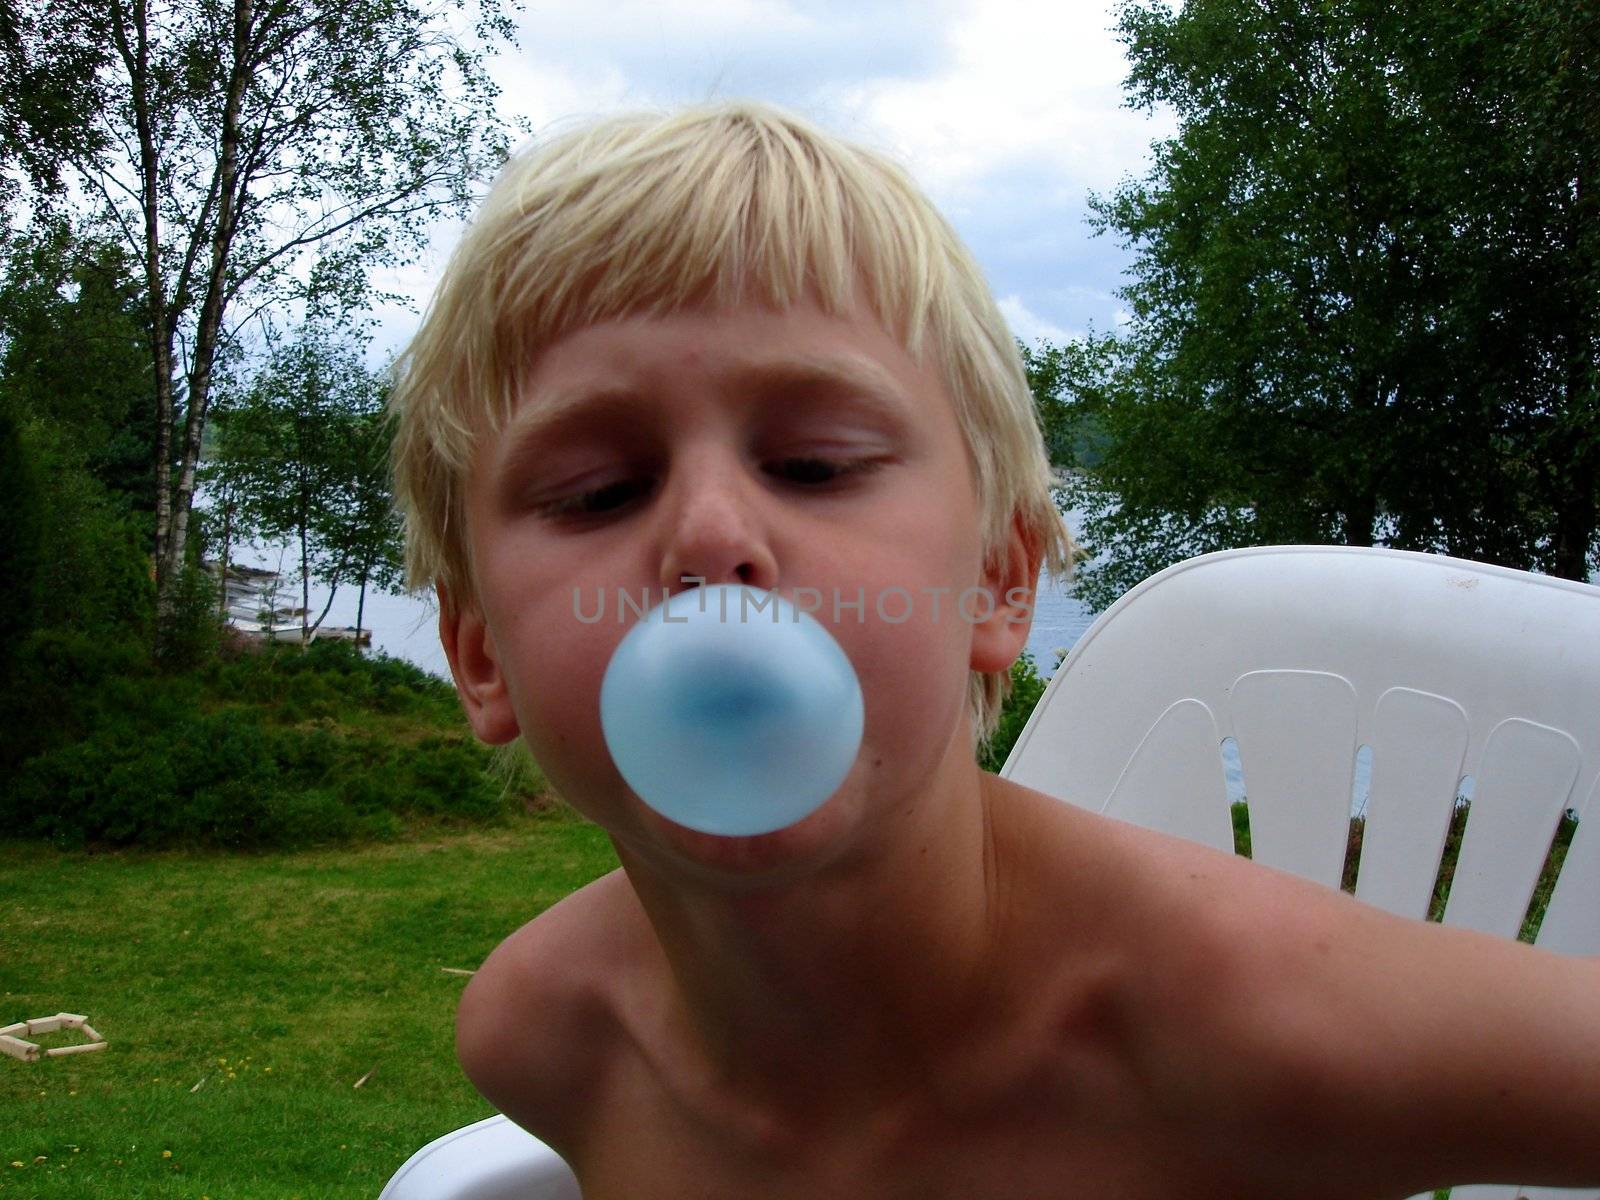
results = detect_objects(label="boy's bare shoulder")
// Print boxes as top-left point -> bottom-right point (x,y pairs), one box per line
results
997,777 -> 1600,1192
1001,780 -> 1430,1095
988,777 -> 1327,1076
455,866 -> 649,1152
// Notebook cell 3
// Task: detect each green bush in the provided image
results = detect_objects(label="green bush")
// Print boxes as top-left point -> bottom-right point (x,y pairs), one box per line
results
12,710 -> 272,846
158,558 -> 223,671
27,452 -> 156,643
206,639 -> 456,719
978,651 -> 1050,773
5,704 -> 507,850
0,634 -> 509,850
402,735 -> 506,818
0,629 -> 157,770
0,406 -> 43,674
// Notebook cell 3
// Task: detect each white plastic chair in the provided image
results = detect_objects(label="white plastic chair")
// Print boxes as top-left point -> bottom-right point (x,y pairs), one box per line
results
380,1114 -> 578,1200
383,546 -> 1600,1200
1003,546 -> 1600,1200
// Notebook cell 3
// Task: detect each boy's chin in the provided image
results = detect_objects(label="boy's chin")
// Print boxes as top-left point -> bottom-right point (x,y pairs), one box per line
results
619,786 -> 872,889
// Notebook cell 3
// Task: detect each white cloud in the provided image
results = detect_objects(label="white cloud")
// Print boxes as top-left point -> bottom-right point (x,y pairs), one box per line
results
384,1 -> 1170,349
493,0 -> 955,126
998,295 -> 1077,347
831,0 -> 1162,204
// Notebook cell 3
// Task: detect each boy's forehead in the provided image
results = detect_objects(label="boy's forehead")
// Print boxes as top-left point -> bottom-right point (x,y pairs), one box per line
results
491,301 -> 943,445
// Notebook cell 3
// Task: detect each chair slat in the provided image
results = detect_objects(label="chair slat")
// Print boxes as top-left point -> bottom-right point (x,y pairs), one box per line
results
1229,670 -> 1358,887
1101,698 -> 1234,854
1537,776 -> 1600,956
1444,720 -> 1581,939
1356,688 -> 1469,919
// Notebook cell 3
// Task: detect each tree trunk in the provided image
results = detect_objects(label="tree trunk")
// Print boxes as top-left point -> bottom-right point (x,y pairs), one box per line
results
306,548 -> 350,642
299,524 -> 311,644
1551,161 -> 1597,581
1551,456 -> 1597,581
216,497 -> 234,621
153,0 -> 255,658
308,585 -> 339,643
355,564 -> 369,653
112,0 -> 179,631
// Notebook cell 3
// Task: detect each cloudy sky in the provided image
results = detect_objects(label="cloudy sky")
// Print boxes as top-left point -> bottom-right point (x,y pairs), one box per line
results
373,0 -> 1174,357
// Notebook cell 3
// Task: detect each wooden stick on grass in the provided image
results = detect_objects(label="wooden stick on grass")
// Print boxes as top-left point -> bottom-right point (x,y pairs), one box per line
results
0,1035 -> 40,1062
45,1042 -> 107,1058
1,1013 -> 107,1062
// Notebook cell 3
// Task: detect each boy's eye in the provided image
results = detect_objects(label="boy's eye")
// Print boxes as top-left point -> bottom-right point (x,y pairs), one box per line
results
539,476 -> 655,519
766,456 -> 880,486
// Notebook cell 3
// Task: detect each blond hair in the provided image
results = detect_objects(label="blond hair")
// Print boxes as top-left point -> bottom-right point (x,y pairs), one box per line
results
390,100 -> 1073,741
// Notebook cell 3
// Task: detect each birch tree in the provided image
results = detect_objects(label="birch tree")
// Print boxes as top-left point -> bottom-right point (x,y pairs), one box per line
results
0,0 -> 517,655
207,325 -> 401,644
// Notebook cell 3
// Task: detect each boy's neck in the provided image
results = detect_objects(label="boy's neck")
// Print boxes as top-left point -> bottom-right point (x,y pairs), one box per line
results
610,740 -> 1025,1117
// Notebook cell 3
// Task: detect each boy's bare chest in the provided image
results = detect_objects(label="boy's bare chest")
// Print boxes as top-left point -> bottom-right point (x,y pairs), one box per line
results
570,1099 -> 1256,1200
564,1041 -> 1254,1200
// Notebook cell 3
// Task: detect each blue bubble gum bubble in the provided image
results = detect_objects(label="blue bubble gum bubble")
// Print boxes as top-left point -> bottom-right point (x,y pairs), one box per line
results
599,585 -> 865,837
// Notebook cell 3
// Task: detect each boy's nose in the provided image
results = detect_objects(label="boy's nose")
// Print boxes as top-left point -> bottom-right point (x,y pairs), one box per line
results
656,461 -> 779,593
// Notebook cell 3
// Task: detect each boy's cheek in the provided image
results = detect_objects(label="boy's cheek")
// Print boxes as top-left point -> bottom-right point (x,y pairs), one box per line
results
847,609 -> 974,742
511,686 -> 635,824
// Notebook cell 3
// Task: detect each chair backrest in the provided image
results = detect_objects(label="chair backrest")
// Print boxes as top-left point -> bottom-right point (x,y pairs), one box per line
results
1003,545 -> 1600,1200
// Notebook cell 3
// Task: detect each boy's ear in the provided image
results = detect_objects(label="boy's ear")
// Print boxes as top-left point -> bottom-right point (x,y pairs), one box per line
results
437,583 -> 521,745
969,512 -> 1042,675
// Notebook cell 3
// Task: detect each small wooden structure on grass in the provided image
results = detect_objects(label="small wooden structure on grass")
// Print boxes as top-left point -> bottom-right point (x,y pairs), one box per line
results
0,1013 -> 107,1062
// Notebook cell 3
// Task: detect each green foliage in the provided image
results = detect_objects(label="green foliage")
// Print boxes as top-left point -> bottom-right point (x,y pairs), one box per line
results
159,559 -> 224,671
1022,338 -> 1115,471
978,652 -> 1050,773
19,425 -> 157,641
0,0 -> 520,652
0,635 -> 515,850
0,228 -> 156,509
1231,802 -> 1252,860
0,230 -> 159,646
203,630 -> 458,720
0,405 -> 43,672
206,325 -> 405,641
1059,0 -> 1600,612
0,633 -> 172,798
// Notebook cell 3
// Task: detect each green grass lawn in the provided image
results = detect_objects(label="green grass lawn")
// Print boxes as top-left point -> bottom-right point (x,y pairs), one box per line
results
0,812 -> 619,1199
5,793 -> 1550,1199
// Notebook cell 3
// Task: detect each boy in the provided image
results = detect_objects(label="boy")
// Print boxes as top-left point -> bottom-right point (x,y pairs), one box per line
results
390,102 -> 1600,1197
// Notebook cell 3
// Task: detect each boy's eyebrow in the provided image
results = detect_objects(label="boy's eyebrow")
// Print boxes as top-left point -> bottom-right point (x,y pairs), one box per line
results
723,352 -> 915,414
496,350 -> 918,474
